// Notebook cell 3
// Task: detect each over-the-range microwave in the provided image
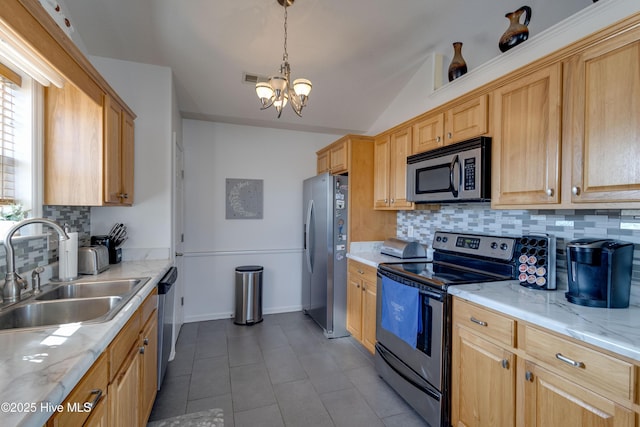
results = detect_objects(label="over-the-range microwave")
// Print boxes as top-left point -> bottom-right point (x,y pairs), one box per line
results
406,136 -> 491,203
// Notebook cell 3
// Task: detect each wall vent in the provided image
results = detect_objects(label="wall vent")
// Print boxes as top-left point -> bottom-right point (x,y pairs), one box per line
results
243,72 -> 268,84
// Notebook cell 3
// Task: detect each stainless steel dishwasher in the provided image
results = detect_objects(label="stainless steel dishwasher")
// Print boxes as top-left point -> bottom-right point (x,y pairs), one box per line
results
157,266 -> 177,390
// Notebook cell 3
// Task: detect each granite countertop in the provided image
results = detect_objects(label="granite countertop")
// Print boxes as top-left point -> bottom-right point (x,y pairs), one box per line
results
347,241 -> 431,268
0,259 -> 173,427
449,281 -> 640,363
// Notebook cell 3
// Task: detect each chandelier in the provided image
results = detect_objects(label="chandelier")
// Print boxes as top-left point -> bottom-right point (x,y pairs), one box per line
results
255,0 -> 312,118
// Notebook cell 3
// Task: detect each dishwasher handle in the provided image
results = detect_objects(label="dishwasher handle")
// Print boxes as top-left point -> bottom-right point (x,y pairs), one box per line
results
158,266 -> 178,294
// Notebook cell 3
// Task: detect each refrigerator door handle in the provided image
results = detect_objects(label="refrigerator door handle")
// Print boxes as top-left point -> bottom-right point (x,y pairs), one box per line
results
305,200 -> 314,273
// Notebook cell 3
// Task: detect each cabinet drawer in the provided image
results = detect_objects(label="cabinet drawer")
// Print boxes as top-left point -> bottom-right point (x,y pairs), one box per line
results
348,261 -> 377,283
453,298 -> 515,347
49,353 -> 108,427
140,288 -> 158,324
109,310 -> 141,381
522,325 -> 633,401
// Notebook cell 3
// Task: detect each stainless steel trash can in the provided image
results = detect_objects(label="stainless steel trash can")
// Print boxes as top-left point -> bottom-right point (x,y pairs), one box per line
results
234,265 -> 263,325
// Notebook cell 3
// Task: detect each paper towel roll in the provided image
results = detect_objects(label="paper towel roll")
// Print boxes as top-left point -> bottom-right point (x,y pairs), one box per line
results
59,232 -> 78,280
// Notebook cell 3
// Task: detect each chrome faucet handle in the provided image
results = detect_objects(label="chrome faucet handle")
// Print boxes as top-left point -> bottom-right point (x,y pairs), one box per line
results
32,267 -> 44,295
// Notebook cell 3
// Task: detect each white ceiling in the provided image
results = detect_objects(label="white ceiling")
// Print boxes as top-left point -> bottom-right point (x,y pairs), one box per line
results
61,0 -> 591,135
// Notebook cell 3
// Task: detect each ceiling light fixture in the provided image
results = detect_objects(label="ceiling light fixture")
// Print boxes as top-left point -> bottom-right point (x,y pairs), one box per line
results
255,0 -> 311,118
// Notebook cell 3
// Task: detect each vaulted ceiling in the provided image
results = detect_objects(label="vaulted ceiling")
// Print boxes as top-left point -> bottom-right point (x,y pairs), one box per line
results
61,0 -> 591,134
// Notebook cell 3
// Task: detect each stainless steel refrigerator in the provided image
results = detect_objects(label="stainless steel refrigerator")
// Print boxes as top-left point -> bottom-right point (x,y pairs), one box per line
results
302,173 -> 349,338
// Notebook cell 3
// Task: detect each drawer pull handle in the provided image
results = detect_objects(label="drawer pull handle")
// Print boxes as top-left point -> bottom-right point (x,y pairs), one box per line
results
555,353 -> 584,368
87,388 -> 103,410
470,317 -> 487,327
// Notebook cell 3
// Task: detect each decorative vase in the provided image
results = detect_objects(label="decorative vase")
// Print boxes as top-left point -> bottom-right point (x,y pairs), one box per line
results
498,5 -> 532,52
448,42 -> 467,82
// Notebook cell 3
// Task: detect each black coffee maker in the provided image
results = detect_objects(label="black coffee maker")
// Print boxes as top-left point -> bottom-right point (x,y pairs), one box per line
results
565,238 -> 634,308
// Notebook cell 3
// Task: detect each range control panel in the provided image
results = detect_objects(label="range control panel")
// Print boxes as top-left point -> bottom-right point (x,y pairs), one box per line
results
432,231 -> 516,261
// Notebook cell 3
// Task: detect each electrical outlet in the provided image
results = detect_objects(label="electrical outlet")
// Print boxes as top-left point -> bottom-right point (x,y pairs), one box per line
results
408,226 -> 414,238
47,233 -> 58,251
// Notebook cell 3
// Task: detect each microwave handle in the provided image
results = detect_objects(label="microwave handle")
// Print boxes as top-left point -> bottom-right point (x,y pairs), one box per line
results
449,155 -> 460,197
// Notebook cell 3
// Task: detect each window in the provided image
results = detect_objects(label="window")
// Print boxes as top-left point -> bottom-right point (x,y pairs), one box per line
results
0,67 -> 19,206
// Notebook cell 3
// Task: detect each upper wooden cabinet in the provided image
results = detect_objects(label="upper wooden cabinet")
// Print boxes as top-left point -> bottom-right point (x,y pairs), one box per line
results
491,64 -> 562,207
411,94 -> 490,155
374,127 -> 414,210
44,88 -> 135,206
315,135 -> 396,244
316,138 -> 348,174
564,26 -> 640,204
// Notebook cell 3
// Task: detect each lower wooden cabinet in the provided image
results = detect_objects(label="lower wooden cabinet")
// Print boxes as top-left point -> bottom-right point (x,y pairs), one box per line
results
346,260 -> 378,353
520,360 -> 634,427
47,288 -> 158,427
451,297 -> 639,427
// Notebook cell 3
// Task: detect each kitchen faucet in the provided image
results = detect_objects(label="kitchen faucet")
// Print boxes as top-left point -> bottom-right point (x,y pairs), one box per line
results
2,218 -> 69,303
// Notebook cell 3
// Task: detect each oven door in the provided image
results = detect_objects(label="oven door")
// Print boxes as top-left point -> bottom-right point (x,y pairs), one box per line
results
376,270 -> 444,390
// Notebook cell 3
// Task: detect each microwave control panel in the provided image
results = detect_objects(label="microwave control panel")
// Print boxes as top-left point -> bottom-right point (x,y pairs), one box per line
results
463,158 -> 476,191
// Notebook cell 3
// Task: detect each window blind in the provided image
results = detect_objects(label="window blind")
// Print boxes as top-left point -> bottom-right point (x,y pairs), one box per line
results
0,75 -> 16,205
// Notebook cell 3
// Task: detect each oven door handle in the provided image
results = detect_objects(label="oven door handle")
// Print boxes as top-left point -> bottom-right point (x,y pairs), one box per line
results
376,344 -> 441,400
449,155 -> 460,197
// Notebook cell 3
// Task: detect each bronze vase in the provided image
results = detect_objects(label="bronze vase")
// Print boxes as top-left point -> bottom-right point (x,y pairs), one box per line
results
498,6 -> 532,52
448,42 -> 467,82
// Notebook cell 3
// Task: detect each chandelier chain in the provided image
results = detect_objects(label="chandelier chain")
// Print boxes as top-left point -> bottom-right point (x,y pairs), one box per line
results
282,2 -> 288,62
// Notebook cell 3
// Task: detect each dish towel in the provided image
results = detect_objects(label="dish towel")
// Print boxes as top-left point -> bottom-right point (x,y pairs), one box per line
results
380,276 -> 420,348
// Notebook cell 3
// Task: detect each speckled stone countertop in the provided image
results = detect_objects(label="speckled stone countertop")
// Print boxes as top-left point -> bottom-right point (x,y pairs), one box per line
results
0,259 -> 172,427
449,281 -> 640,363
347,241 -> 430,268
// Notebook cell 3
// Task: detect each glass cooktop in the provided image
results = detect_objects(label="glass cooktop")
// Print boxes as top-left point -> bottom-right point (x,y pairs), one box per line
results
381,261 -> 513,287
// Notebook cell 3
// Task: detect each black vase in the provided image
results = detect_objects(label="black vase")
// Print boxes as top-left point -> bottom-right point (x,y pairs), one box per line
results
448,42 -> 467,82
499,6 -> 532,52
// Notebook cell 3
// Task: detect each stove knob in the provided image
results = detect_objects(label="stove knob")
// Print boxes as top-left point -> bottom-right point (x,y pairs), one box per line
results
436,236 -> 442,242
500,243 -> 509,251
490,242 -> 498,249
442,237 -> 448,243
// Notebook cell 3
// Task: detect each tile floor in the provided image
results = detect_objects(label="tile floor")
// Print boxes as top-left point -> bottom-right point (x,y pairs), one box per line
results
148,311 -> 428,427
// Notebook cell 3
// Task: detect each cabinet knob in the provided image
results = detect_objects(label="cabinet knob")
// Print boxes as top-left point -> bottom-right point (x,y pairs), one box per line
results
545,188 -> 554,197
501,359 -> 509,369
525,371 -> 534,382
436,136 -> 441,143
390,199 -> 395,204
119,193 -> 129,199
571,186 -> 581,196
143,337 -> 149,345
356,284 -> 360,288
362,285 -> 366,291
357,269 -> 364,274
139,346 -> 145,354
384,199 -> 388,204
447,132 -> 452,139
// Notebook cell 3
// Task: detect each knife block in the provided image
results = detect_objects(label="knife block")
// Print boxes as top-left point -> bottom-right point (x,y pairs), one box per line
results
91,235 -> 122,264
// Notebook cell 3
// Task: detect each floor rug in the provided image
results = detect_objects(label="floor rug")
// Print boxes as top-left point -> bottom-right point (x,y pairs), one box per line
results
147,409 -> 224,427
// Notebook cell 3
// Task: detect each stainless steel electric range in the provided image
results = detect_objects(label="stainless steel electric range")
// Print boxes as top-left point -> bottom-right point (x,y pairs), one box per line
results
375,231 -> 518,427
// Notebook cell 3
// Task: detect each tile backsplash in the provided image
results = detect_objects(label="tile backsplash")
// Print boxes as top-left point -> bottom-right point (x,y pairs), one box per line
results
397,204 -> 640,301
0,206 -> 91,276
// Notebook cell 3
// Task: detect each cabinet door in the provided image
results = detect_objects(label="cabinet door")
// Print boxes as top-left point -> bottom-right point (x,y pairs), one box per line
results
521,360 -> 634,427
445,94 -> 489,145
330,141 -> 348,174
121,112 -> 135,205
346,272 -> 363,341
565,30 -> 640,203
109,344 -> 140,427
373,135 -> 391,208
317,149 -> 329,174
492,64 -> 562,206
412,113 -> 444,154
451,326 -> 516,427
361,279 -> 377,354
139,314 -> 158,426
389,127 -> 413,209
104,96 -> 123,204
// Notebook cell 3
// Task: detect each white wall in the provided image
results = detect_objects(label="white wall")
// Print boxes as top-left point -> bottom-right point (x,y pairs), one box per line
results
181,120 -> 336,321
88,56 -> 174,260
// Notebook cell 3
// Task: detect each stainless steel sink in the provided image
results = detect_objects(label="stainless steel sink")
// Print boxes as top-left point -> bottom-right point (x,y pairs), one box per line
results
36,278 -> 144,301
0,277 -> 151,331
0,297 -> 123,330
